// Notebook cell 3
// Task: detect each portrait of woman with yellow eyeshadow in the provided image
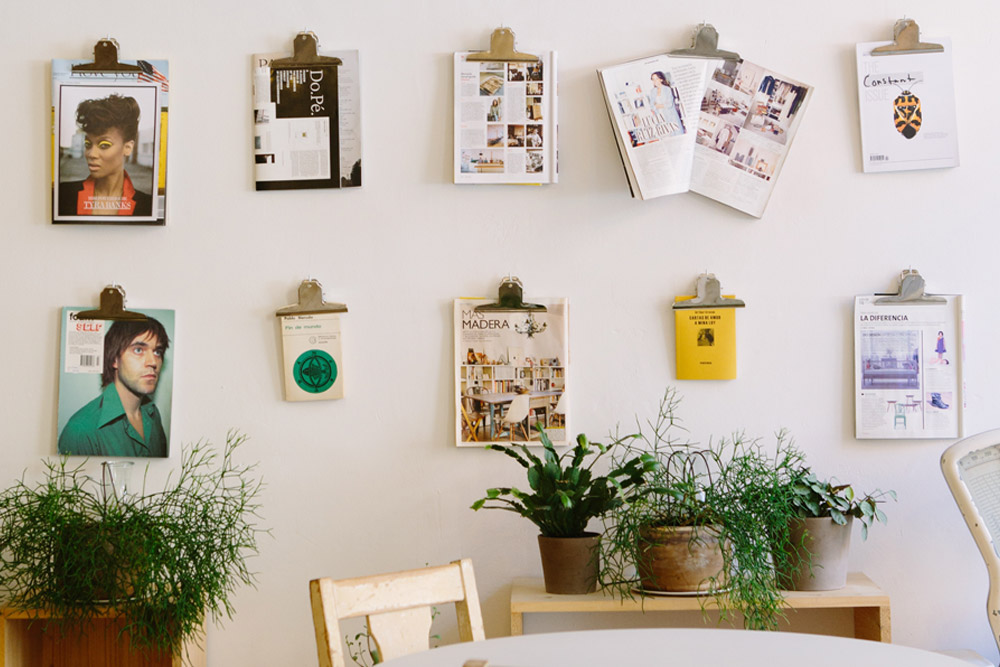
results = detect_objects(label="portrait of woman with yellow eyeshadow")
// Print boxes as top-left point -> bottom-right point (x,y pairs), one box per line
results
57,94 -> 152,217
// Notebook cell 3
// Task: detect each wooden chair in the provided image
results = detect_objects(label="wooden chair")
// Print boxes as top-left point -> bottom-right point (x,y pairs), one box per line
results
461,397 -> 485,442
310,558 -> 485,667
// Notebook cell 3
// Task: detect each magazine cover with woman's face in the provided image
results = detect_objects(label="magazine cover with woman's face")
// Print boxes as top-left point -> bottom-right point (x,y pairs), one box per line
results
52,58 -> 169,225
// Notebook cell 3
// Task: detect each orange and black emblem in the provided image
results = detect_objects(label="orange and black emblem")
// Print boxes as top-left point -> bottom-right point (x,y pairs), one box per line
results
893,91 -> 921,139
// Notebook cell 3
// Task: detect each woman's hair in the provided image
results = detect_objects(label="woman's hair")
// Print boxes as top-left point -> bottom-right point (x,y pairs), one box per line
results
76,94 -> 141,143
651,71 -> 670,86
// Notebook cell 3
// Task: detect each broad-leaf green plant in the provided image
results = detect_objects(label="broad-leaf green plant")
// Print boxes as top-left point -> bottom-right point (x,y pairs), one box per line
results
788,468 -> 896,540
471,428 -> 650,537
0,430 -> 265,658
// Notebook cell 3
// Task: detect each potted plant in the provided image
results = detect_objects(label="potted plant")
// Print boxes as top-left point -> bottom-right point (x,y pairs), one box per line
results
471,428 -> 649,594
0,430 -> 265,658
600,388 -> 805,630
777,468 -> 896,591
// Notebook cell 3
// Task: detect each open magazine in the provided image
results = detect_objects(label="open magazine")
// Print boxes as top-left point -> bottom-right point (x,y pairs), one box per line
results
598,54 -> 812,217
598,55 -> 710,199
252,50 -> 362,190
454,51 -> 558,184
690,59 -> 812,217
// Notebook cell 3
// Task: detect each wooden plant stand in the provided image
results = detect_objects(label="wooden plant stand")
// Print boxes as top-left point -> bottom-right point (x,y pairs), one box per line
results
510,571 -> 891,642
0,608 -> 206,667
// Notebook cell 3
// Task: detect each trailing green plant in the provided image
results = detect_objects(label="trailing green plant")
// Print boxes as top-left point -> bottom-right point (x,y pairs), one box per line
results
787,468 -> 896,540
600,388 -> 806,631
470,428 -> 651,537
0,430 -> 265,657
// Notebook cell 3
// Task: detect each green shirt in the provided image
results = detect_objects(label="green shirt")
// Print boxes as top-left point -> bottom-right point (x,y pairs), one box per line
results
58,383 -> 167,457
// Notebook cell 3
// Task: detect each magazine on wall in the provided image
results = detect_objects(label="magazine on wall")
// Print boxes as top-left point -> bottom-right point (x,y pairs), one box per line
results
453,51 -> 557,184
597,54 -> 710,199
252,50 -> 362,190
454,297 -> 568,447
856,40 -> 958,173
690,59 -> 812,218
57,307 -> 175,457
854,294 -> 963,439
51,58 -> 169,225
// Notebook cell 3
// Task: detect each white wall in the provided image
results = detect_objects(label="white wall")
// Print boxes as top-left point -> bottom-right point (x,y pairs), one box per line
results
2,0 -> 997,663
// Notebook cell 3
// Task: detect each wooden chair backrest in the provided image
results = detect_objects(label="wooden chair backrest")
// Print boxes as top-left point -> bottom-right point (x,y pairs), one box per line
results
310,558 -> 485,667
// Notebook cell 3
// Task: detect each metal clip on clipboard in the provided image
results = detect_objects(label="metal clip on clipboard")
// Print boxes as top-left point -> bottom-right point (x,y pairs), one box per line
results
275,279 -> 348,317
874,269 -> 946,305
672,273 -> 745,309
871,19 -> 944,57
475,276 -> 547,312
669,23 -> 740,61
75,284 -> 148,321
271,31 -> 343,68
72,38 -> 142,73
465,27 -> 539,63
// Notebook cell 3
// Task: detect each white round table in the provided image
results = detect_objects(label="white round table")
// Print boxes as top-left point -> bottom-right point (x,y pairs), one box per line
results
380,628 -> 970,666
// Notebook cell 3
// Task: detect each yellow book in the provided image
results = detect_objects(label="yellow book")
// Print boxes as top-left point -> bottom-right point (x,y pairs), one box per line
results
674,296 -> 737,380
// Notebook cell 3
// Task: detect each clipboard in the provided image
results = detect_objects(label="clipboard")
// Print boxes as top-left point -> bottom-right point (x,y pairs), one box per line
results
72,38 -> 143,72
673,273 -> 742,380
669,24 -> 741,61
871,19 -> 944,56
276,279 -> 346,401
75,285 -> 147,321
854,269 -> 963,440
465,27 -> 539,62
475,276 -> 547,312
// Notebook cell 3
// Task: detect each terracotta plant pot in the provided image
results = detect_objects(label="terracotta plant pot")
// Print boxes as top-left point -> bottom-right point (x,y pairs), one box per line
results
778,516 -> 852,591
537,533 -> 600,594
637,525 -> 726,593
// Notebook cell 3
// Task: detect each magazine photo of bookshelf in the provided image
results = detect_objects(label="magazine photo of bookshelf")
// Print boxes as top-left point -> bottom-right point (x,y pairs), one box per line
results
454,297 -> 568,448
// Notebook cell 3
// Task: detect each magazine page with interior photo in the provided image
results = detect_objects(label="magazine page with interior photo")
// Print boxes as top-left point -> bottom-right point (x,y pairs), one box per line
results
854,294 -> 963,440
690,59 -> 812,218
252,50 -> 362,190
454,51 -> 557,184
856,39 -> 958,173
52,59 -> 169,225
454,297 -> 568,447
597,54 -> 710,199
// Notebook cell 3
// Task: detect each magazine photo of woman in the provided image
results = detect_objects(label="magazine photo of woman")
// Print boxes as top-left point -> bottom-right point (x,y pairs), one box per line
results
57,93 -> 153,218
647,70 -> 685,135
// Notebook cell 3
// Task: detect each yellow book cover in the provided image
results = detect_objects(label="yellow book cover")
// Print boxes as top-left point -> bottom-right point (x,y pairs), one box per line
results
674,297 -> 737,380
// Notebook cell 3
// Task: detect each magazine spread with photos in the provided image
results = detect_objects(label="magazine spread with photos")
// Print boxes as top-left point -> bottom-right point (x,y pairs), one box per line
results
454,52 -> 558,184
854,295 -> 963,439
690,59 -> 812,218
52,59 -> 169,225
597,54 -> 710,199
856,40 -> 958,173
57,307 -> 175,458
454,298 -> 568,447
252,50 -> 361,190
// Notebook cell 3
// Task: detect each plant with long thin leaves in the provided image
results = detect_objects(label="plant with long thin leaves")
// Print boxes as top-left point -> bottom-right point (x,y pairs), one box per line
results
0,430 -> 265,659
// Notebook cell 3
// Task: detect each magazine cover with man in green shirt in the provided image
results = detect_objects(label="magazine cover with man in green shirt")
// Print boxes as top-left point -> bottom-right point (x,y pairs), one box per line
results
57,307 -> 174,457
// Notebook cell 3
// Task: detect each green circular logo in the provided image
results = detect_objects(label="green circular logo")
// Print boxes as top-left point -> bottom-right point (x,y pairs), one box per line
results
293,349 -> 337,393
